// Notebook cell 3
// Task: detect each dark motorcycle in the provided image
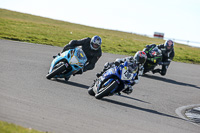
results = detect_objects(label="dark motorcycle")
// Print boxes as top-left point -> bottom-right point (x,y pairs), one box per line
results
142,46 -> 163,74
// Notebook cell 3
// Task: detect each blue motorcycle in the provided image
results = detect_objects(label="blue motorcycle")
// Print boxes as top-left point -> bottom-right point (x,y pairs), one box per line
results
88,61 -> 137,99
46,47 -> 87,81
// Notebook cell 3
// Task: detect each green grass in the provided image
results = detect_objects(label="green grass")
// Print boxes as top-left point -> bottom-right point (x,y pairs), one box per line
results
0,120 -> 44,133
0,8 -> 200,64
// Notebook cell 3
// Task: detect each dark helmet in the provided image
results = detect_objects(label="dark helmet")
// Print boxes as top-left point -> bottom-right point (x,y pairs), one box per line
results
164,39 -> 174,51
90,35 -> 102,50
134,51 -> 147,65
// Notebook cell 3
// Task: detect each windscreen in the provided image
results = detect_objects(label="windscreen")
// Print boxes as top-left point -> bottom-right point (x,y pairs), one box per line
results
76,48 -> 87,62
150,47 -> 162,57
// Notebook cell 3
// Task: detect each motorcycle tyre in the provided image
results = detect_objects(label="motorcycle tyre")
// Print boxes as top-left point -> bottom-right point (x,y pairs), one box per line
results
88,81 -> 96,96
46,64 -> 66,79
95,80 -> 118,99
88,87 -> 95,96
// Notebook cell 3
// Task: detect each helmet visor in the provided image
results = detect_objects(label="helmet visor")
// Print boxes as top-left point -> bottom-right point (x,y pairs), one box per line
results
166,40 -> 173,50
167,45 -> 172,50
92,43 -> 100,49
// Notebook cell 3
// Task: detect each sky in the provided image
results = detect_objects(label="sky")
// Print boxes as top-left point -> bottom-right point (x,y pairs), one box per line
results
1,0 -> 200,47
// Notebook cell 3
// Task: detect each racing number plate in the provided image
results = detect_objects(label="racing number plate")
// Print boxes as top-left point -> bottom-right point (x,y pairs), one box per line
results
121,68 -> 133,80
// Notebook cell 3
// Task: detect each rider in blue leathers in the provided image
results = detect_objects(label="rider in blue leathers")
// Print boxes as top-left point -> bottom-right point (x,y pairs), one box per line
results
96,51 -> 147,94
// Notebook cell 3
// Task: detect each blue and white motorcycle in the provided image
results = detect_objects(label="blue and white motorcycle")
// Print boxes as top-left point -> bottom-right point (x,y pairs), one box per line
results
88,61 -> 137,99
46,47 -> 87,81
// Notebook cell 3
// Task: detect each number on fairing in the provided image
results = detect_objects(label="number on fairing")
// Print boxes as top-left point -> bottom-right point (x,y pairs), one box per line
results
121,68 -> 133,80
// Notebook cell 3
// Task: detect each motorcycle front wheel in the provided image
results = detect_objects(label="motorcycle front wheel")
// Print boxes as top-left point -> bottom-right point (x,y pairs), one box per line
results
46,64 -> 66,79
88,80 -> 96,96
95,80 -> 118,99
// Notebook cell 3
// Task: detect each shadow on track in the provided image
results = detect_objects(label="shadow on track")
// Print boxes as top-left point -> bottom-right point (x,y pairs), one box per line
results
143,74 -> 200,89
102,98 -> 182,120
54,79 -> 150,103
117,94 -> 150,104
54,79 -> 89,89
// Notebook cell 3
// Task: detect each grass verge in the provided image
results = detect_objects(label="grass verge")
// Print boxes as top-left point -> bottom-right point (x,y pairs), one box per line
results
0,120 -> 44,133
0,8 -> 200,64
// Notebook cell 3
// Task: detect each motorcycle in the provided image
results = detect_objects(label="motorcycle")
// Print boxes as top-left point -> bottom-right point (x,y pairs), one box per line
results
142,46 -> 163,74
88,61 -> 137,99
46,47 -> 87,81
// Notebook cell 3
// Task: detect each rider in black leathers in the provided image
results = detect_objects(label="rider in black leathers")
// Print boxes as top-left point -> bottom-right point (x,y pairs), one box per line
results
145,39 -> 175,76
61,35 -> 102,75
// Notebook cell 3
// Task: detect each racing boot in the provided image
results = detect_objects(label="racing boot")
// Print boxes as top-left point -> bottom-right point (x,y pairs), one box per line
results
152,69 -> 161,74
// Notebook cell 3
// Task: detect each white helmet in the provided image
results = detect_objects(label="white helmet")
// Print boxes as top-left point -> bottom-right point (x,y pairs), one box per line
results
164,39 -> 174,52
90,35 -> 102,50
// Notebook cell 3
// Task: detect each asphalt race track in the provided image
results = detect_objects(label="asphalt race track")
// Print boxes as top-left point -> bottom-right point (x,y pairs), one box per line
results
0,39 -> 200,133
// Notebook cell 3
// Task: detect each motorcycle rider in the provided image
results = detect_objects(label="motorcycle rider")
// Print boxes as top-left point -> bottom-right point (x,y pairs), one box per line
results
145,39 -> 175,76
61,35 -> 102,75
96,51 -> 147,94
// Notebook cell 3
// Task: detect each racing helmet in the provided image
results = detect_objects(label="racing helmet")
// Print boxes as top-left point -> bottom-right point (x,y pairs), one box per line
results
90,35 -> 102,50
164,39 -> 174,51
134,51 -> 147,65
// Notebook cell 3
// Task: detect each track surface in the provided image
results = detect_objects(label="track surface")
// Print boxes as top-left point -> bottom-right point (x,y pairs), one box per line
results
0,40 -> 200,133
